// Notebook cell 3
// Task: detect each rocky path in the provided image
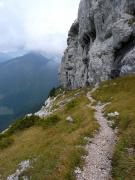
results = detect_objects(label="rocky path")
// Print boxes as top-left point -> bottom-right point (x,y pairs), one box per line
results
76,88 -> 117,180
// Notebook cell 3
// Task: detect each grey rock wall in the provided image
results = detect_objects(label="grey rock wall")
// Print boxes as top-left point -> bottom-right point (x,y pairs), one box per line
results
60,0 -> 135,89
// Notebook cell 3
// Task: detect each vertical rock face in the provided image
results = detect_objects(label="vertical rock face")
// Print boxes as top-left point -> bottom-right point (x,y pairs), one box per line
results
60,0 -> 135,89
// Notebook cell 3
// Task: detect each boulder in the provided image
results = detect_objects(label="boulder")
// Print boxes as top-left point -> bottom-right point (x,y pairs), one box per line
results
107,111 -> 119,118
66,116 -> 74,123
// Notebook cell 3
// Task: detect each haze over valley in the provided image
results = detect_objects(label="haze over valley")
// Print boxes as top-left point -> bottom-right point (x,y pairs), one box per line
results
0,0 -> 79,131
0,52 -> 59,131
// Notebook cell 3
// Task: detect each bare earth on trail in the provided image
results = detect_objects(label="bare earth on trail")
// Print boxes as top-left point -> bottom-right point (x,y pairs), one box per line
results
76,88 -> 117,180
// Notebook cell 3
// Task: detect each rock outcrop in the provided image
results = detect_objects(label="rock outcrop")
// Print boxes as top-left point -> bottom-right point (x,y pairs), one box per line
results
60,0 -> 135,89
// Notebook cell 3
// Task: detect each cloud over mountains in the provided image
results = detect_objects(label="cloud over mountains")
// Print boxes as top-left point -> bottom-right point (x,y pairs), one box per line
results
0,0 -> 79,54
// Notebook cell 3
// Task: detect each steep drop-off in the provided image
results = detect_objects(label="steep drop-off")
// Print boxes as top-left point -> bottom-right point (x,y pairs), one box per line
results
60,0 -> 135,89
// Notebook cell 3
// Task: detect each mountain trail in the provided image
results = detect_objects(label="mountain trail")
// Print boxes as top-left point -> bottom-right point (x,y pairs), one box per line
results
76,87 -> 117,180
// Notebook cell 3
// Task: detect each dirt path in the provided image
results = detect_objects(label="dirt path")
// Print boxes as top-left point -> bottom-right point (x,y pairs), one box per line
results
76,88 -> 117,180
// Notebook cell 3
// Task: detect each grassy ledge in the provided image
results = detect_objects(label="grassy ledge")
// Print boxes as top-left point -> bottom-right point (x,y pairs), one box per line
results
0,88 -> 98,180
93,75 -> 135,180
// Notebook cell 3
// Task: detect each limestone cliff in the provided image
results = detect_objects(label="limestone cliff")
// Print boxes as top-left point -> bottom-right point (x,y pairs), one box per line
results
60,0 -> 135,89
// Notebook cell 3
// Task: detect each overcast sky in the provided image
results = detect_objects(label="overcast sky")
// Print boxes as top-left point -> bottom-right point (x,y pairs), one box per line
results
0,0 -> 80,55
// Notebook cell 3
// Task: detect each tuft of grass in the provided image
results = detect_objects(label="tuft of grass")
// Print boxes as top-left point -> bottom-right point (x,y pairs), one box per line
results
0,137 -> 14,150
66,99 -> 78,111
128,18 -> 135,26
48,87 -> 61,97
93,75 -> 135,179
0,88 -> 98,180
37,115 -> 61,129
6,115 -> 39,135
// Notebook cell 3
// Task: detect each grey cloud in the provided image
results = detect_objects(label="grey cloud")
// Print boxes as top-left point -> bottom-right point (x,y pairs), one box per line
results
0,0 -> 79,54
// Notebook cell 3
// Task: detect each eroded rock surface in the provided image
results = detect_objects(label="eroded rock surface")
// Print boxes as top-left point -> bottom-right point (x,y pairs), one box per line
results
7,160 -> 30,180
60,0 -> 135,89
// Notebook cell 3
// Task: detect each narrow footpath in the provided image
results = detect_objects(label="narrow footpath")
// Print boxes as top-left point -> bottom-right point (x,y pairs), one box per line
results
76,87 -> 117,180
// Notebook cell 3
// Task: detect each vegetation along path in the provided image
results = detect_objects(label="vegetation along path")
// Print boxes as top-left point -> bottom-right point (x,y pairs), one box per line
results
76,87 -> 118,180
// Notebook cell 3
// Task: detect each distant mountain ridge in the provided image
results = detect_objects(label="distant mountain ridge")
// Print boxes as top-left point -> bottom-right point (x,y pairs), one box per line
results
0,52 -> 59,131
0,52 -> 10,63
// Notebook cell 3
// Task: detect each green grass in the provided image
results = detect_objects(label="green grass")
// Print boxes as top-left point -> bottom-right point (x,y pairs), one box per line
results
37,115 -> 61,129
93,75 -> 135,180
48,87 -> 62,97
6,115 -> 38,135
0,137 -> 14,150
0,88 -> 98,180
0,115 -> 61,150
66,99 -> 78,111
3,114 -> 61,135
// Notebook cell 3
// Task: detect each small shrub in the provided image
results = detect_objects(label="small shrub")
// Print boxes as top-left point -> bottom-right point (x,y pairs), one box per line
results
128,18 -> 135,25
38,115 -> 61,129
0,133 -> 7,140
6,115 -> 40,135
48,87 -> 57,97
4,114 -> 60,136
0,137 -> 14,150
66,100 -> 78,110
48,87 -> 65,97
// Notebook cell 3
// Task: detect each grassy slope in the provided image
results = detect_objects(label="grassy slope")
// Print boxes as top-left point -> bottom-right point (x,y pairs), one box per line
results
93,75 -> 135,180
0,89 -> 98,180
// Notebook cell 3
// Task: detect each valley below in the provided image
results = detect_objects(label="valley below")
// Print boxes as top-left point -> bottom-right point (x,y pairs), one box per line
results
0,52 -> 59,131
